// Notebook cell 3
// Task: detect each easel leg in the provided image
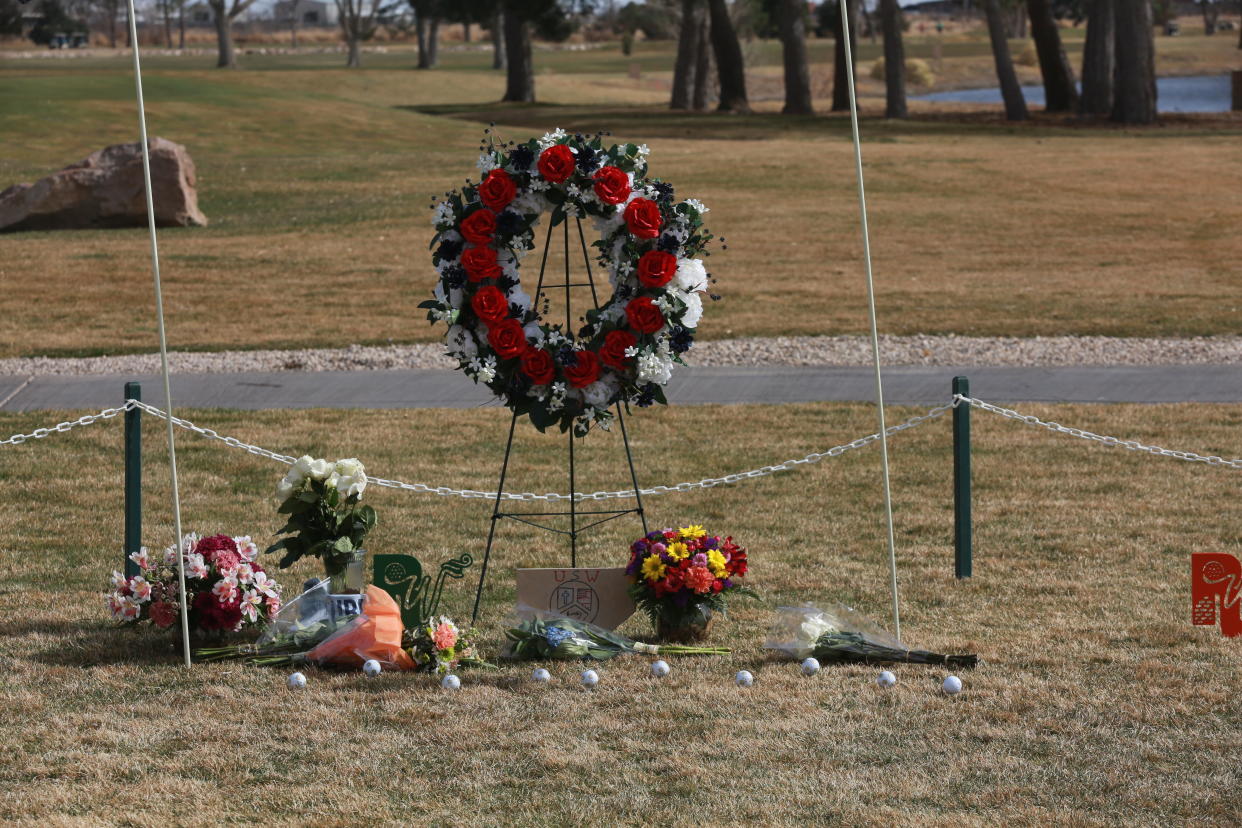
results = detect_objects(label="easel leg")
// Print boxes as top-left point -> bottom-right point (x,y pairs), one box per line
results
472,409 -> 520,625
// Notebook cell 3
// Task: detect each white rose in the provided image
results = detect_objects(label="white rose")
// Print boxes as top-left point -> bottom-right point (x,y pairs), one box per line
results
583,380 -> 613,409
679,291 -> 703,329
275,476 -> 296,502
307,458 -> 333,480
293,455 -> 316,477
335,458 -> 365,479
674,258 -> 708,293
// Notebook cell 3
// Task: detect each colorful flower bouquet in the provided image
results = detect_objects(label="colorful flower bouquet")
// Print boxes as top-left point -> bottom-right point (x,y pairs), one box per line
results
403,615 -> 489,675
764,605 -> 978,668
107,533 -> 283,636
266,455 -> 375,591
503,607 -> 730,661
625,525 -> 755,642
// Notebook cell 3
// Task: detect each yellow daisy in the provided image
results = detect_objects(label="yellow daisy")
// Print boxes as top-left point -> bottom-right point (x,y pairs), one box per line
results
707,548 -> 728,578
640,553 -> 666,582
666,542 -> 689,560
679,524 -> 708,539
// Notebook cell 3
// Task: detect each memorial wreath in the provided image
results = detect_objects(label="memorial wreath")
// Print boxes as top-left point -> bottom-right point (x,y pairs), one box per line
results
420,129 -> 715,436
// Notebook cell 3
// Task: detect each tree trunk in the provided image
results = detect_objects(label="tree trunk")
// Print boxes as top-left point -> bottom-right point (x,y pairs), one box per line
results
416,12 -> 429,68
831,0 -> 857,112
346,34 -> 361,67
879,0 -> 906,118
501,8 -> 533,101
778,0 -> 813,114
861,5 -> 876,42
1080,0 -> 1114,116
692,14 -> 711,110
107,0 -> 118,47
212,2 -> 236,68
428,16 -> 439,66
982,0 -> 1029,120
1112,0 -> 1156,123
1027,0 -> 1078,111
1200,1 -> 1218,34
491,10 -> 505,70
162,0 -> 172,47
707,0 -> 749,112
125,2 -> 132,47
670,0 -> 702,110
178,2 -> 185,49
463,21 -> 470,42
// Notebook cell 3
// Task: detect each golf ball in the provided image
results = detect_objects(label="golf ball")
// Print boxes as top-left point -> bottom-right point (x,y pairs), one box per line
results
362,659 -> 382,678
581,669 -> 599,688
441,674 -> 461,691
287,671 -> 307,689
651,660 -> 671,678
800,657 -> 821,676
735,670 -> 754,687
532,667 -> 551,683
876,670 -> 897,688
942,675 -> 963,695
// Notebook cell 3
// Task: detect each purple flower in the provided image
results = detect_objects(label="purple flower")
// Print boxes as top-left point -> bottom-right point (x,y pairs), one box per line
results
631,540 -> 649,554
703,537 -> 719,550
650,543 -> 666,555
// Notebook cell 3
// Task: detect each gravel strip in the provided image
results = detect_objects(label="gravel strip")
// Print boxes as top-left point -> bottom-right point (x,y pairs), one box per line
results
3,335 -> 1240,376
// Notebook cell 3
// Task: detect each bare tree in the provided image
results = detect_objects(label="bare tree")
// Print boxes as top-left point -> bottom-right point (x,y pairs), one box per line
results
335,0 -> 386,67
670,0 -> 703,110
411,0 -> 441,68
501,2 -> 534,101
491,9 -> 505,69
1112,0 -> 1156,123
207,0 -> 260,68
982,0 -> 1029,120
1027,0 -> 1078,111
692,14 -> 711,110
1199,0 -> 1219,34
706,0 -> 748,112
777,0 -> 813,114
1080,0 -> 1114,116
878,0 -> 906,118
830,0 -> 857,112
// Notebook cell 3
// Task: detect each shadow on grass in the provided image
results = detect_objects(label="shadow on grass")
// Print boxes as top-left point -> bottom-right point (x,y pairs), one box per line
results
403,102 -> 1242,141
5,617 -> 201,667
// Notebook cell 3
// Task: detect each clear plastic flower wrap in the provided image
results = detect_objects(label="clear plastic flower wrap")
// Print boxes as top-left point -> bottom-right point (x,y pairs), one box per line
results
764,604 -> 978,668
502,605 -> 730,661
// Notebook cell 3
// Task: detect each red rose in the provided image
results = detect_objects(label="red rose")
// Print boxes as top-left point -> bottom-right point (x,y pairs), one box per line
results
460,209 -> 497,245
537,144 -> 576,184
149,601 -> 177,629
624,198 -> 662,239
487,318 -> 527,360
625,296 -> 665,334
564,350 -> 601,389
636,250 -> 677,288
462,245 -> 501,282
592,165 -> 631,205
520,347 -> 556,385
479,168 -> 516,212
194,534 -> 237,563
193,590 -> 242,632
470,285 -> 509,323
599,329 -> 636,370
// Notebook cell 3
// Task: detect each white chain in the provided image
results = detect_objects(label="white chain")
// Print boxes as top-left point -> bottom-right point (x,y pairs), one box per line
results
0,402 -> 134,446
955,394 -> 1242,470
1,397 -> 953,500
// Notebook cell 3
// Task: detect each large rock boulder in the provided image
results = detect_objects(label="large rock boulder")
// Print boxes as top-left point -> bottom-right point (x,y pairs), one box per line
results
0,137 -> 208,232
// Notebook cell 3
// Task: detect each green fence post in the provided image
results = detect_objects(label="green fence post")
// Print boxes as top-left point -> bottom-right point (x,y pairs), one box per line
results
952,376 -> 972,579
124,381 -> 142,578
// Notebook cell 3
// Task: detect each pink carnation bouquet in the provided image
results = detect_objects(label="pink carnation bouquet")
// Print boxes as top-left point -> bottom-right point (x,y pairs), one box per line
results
106,533 -> 283,636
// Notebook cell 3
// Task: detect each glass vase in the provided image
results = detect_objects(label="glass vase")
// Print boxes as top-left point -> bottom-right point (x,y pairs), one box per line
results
655,605 -> 715,643
325,548 -> 367,594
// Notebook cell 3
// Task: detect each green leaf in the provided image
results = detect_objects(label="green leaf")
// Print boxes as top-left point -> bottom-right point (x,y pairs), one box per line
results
332,537 -> 355,555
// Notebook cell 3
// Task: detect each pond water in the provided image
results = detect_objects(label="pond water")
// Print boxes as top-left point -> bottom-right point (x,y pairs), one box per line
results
913,74 -> 1233,113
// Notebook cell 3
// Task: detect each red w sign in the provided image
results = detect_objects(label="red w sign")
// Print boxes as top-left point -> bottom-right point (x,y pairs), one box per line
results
1191,552 -> 1241,638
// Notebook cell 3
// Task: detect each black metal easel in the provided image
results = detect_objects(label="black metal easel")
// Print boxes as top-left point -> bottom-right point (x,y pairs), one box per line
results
470,216 -> 650,623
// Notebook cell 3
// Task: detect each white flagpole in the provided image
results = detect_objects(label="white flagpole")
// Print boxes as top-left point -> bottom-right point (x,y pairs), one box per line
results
124,2 -> 191,667
839,0 -> 902,642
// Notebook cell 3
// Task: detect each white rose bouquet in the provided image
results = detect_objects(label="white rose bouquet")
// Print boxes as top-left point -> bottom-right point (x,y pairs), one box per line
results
266,456 -> 376,587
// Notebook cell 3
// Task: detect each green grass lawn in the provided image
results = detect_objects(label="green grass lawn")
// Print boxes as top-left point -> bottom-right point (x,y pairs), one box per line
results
0,401 -> 1239,822
1,32 -> 1240,358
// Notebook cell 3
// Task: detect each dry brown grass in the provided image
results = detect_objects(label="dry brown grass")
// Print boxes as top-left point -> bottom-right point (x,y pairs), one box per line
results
2,35 -> 1241,359
1,401 -> 1240,823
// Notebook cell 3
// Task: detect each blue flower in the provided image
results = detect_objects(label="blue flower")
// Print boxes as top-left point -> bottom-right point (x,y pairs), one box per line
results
545,626 -> 576,648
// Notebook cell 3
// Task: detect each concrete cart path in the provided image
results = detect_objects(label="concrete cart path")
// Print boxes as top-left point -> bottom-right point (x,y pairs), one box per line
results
1,365 -> 1238,412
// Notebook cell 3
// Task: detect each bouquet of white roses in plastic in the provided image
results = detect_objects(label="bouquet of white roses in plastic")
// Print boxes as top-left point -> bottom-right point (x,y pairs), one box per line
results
266,456 -> 374,586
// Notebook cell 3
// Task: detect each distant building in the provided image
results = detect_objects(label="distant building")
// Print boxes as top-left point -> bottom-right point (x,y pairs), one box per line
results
272,0 -> 340,27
